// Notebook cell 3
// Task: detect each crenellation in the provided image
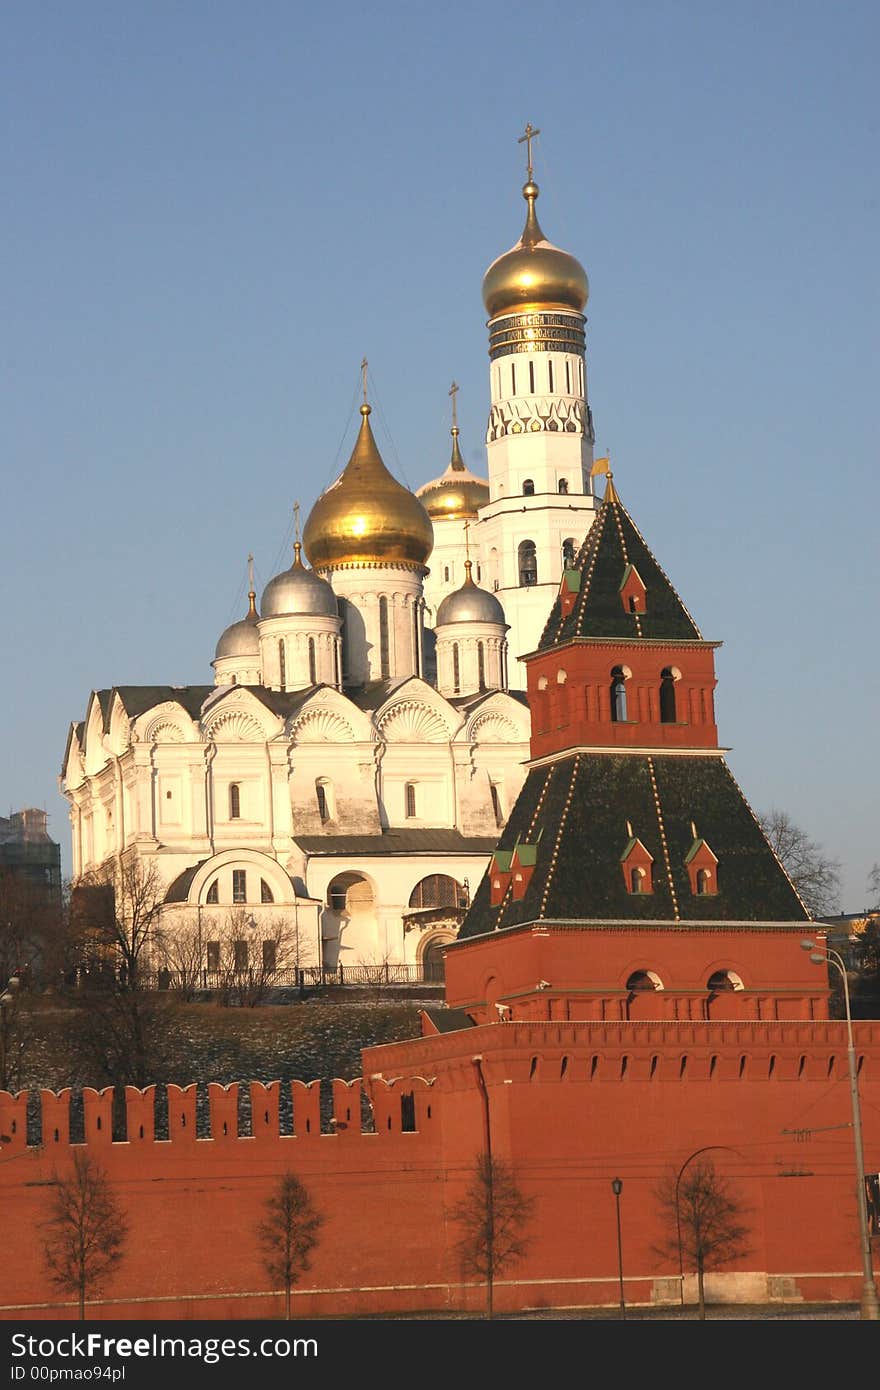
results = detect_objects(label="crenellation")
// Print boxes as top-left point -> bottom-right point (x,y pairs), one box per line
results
125,1085 -> 156,1143
82,1086 -> 114,1146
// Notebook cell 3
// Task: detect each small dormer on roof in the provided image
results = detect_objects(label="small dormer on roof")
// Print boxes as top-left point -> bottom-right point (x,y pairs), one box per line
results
620,828 -> 654,895
684,828 -> 720,896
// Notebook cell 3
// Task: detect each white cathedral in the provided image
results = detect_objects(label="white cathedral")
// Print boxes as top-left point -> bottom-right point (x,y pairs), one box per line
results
61,138 -> 600,981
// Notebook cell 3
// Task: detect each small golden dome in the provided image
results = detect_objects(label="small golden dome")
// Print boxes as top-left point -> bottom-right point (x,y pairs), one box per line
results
482,181 -> 589,320
417,427 -> 490,521
304,404 -> 433,570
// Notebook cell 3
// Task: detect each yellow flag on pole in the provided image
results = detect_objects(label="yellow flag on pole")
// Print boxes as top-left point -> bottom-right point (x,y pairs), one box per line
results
590,456 -> 611,477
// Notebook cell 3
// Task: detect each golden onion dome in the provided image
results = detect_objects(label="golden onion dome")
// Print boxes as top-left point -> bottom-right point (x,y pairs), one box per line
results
303,403 -> 433,570
482,181 -> 589,320
416,426 -> 490,521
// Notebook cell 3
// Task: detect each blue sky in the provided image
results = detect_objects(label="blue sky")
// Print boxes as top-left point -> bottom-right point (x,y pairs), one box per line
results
3,2 -> 877,903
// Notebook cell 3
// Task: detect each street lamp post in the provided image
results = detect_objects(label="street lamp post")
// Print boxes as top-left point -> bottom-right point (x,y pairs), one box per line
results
674,1144 -> 742,1307
611,1178 -> 625,1319
801,938 -> 880,1320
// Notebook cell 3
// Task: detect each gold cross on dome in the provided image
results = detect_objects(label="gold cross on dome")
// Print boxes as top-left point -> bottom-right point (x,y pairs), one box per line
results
518,122 -> 541,180
449,380 -> 459,429
293,501 -> 301,543
463,518 -> 471,562
361,357 -> 368,404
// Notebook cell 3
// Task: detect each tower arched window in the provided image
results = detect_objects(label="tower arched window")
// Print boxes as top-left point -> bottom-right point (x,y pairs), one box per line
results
562,538 -> 576,568
308,637 -> 317,686
405,783 -> 417,819
610,666 -> 628,723
630,867 -> 645,894
229,784 -> 241,819
696,868 -> 711,895
518,540 -> 537,587
523,479 -> 535,496
477,642 -> 486,692
444,566 -> 450,582
278,639 -> 286,691
660,668 -> 677,724
379,596 -> 390,679
558,478 -> 569,495
452,642 -> 460,695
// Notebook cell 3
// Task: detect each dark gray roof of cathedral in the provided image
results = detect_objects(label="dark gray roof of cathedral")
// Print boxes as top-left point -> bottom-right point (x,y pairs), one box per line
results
457,753 -> 809,940
537,486 -> 705,650
296,830 -> 499,856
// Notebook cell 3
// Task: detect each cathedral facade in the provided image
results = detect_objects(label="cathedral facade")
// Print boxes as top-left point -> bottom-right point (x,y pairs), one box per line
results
60,149 -> 602,979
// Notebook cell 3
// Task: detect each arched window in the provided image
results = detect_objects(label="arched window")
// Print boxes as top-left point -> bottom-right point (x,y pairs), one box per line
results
379,596 -> 390,679
229,784 -> 241,819
660,667 -> 677,723
278,639 -> 286,691
707,970 -> 744,992
626,970 -> 662,991
206,879 -> 219,904
308,637 -> 317,686
611,666 -> 628,722
518,540 -> 537,587
408,875 -> 465,909
477,642 -> 486,691
405,783 -> 417,819
452,642 -> 460,694
696,868 -> 711,895
316,779 -> 332,822
444,566 -> 450,583
558,478 -> 569,495
232,869 -> 247,904
523,479 -> 535,496
630,866 -> 645,894
562,538 -> 576,568
260,879 -> 274,904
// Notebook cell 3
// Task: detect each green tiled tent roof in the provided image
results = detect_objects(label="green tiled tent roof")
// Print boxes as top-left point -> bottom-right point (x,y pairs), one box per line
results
458,753 -> 808,939
538,488 -> 703,649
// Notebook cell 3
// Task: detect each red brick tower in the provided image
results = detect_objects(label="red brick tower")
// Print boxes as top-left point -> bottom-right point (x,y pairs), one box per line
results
442,477 -> 824,1025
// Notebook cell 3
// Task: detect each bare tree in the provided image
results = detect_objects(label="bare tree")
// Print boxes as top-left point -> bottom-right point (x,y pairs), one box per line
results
153,914 -> 204,1000
42,1152 -> 128,1320
450,1152 -> 535,1318
67,856 -> 171,1092
73,855 -> 165,988
758,808 -> 841,918
205,910 -> 304,1007
0,975 -> 32,1091
0,868 -> 68,988
258,1171 -> 323,1319
653,1160 -> 751,1319
868,863 -> 880,911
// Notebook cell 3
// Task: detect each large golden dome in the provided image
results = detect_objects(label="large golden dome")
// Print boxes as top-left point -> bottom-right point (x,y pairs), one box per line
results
303,404 -> 433,570
482,181 -> 589,320
417,426 -> 489,521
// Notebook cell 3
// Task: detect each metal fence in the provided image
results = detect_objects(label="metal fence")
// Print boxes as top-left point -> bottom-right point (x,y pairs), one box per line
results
144,962 -> 444,991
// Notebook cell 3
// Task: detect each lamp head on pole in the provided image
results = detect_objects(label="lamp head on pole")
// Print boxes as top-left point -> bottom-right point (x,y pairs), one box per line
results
611,1178 -> 623,1196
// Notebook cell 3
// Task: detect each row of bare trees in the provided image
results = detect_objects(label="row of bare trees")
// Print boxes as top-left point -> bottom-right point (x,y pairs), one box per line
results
42,1149 -> 748,1320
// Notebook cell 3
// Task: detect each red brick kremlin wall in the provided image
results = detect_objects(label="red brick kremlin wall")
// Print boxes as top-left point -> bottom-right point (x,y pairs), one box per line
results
3,1018 -> 879,1319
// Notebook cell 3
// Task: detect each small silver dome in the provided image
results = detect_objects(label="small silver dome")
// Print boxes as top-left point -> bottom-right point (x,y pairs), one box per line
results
436,564 -> 506,627
261,543 -> 338,619
214,611 -> 260,661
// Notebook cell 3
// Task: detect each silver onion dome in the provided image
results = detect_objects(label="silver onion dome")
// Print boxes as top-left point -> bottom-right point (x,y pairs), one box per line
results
261,543 -> 338,619
436,562 -> 506,627
215,590 -> 260,661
